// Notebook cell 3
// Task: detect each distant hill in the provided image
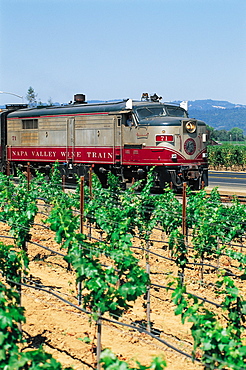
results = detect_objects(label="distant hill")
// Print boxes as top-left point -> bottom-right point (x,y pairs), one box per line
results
185,100 -> 246,134
189,108 -> 246,133
187,99 -> 246,110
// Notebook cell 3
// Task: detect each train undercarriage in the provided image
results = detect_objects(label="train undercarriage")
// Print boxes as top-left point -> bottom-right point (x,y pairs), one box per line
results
7,160 -> 208,191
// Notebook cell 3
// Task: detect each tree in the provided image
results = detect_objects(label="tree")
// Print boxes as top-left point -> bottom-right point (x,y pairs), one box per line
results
206,125 -> 245,143
26,86 -> 37,107
229,127 -> 245,141
206,125 -> 215,138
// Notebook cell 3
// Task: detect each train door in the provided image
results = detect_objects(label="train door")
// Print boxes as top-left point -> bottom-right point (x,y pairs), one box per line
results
66,117 -> 75,162
114,115 -> 122,164
121,113 -> 140,163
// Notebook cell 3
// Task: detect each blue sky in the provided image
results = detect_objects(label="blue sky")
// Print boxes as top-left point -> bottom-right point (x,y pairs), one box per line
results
0,0 -> 245,106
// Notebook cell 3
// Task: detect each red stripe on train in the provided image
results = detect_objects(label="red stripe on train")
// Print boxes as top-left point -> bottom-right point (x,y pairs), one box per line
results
7,146 -> 207,166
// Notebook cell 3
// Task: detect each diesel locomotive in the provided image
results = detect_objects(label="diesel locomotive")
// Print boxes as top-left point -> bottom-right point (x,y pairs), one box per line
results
0,93 -> 208,190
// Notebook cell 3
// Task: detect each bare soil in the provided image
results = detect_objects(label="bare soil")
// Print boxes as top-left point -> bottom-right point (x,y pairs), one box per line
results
1,205 -> 245,370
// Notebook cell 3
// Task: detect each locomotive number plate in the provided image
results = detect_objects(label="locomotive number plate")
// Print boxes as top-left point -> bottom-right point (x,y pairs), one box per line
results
156,135 -> 174,142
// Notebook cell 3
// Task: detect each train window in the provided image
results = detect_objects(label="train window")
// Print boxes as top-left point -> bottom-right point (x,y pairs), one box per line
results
165,106 -> 188,118
22,119 -> 38,129
136,107 -> 164,120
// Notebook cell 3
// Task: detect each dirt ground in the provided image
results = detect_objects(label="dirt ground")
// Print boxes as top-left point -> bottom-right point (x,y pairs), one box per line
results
1,203 -> 245,370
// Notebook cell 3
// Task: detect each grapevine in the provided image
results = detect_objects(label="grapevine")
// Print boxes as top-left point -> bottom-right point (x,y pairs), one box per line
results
168,275 -> 246,370
0,168 -> 245,369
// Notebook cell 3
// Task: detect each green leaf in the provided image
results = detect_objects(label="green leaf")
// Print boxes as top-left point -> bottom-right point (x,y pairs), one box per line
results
77,336 -> 91,343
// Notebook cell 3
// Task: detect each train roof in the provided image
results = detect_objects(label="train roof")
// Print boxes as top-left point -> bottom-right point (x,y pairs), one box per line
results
7,99 -> 183,119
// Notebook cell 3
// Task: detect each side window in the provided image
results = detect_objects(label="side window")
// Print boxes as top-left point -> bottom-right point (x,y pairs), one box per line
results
125,113 -> 133,126
22,119 -> 38,129
121,113 -> 137,127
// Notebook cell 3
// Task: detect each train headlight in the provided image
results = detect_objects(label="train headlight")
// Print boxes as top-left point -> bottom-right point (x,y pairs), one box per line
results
185,120 -> 197,133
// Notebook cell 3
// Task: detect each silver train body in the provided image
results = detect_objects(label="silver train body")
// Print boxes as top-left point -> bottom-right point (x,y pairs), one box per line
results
0,94 -> 209,190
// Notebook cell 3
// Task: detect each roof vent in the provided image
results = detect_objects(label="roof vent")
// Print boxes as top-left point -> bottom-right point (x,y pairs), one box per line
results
74,94 -> 86,104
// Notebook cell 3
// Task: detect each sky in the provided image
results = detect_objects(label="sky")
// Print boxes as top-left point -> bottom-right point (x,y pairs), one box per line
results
0,0 -> 246,106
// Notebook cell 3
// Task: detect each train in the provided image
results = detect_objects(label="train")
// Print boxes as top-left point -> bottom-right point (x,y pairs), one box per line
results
0,93 -> 208,190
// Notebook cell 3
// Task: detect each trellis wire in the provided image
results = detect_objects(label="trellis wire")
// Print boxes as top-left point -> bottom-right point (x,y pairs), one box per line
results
8,277 -> 246,370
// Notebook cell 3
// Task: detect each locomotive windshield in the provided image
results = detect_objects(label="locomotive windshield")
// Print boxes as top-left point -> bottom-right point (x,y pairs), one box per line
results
135,105 -> 188,120
135,106 -> 165,120
165,106 -> 188,118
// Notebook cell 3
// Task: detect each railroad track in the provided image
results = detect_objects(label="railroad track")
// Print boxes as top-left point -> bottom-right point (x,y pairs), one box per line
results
212,193 -> 246,204
175,190 -> 246,204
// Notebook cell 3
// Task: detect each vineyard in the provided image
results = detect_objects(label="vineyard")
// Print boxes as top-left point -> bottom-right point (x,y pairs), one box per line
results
0,165 -> 246,370
208,144 -> 246,170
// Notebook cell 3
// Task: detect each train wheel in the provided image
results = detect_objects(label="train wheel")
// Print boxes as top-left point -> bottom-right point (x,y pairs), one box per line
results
8,163 -> 17,177
201,171 -> 208,187
189,177 -> 201,191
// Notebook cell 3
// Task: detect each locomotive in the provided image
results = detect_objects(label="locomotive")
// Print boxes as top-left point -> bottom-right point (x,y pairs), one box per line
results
0,93 -> 208,190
